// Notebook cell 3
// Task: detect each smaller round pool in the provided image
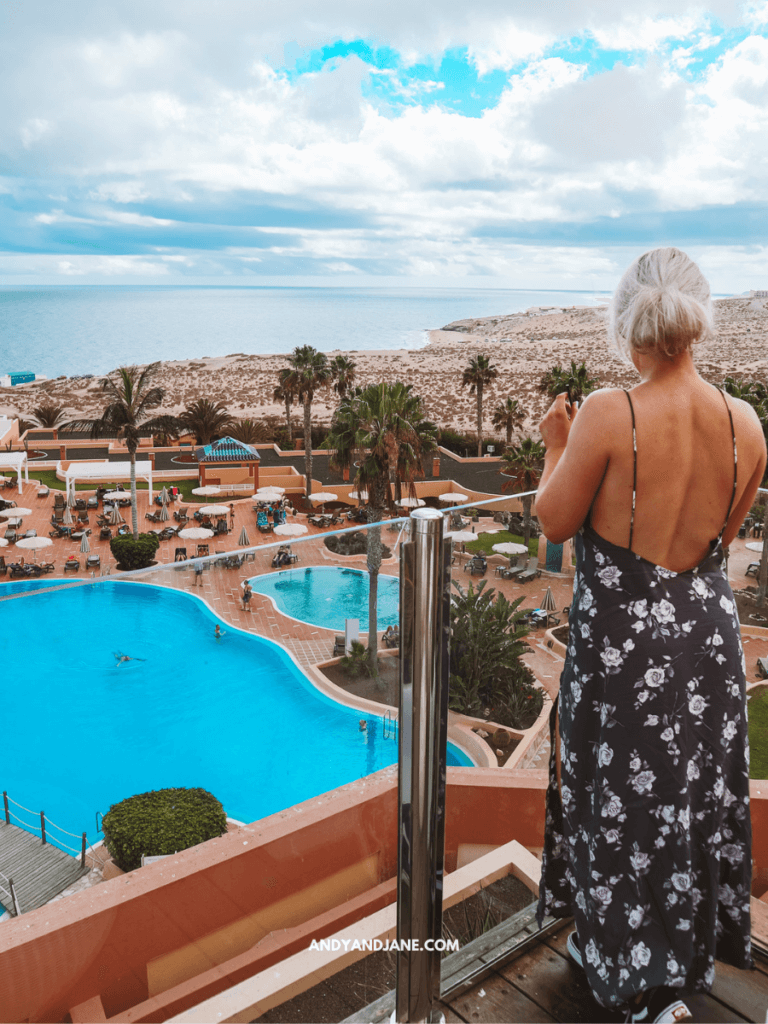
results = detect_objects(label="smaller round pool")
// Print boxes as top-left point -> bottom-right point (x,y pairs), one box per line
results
248,565 -> 399,632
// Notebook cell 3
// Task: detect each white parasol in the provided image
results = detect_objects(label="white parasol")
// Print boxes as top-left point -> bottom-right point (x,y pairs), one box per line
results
349,490 -> 368,501
238,526 -> 251,546
179,527 -> 215,540
198,504 -> 229,515
0,507 -> 31,518
256,489 -> 284,501
102,491 -> 130,502
492,542 -> 528,556
541,587 -> 558,612
274,523 -> 308,537
746,541 -> 764,552
397,497 -> 426,508
192,486 -> 221,498
63,506 -> 73,525
159,486 -> 169,504
257,485 -> 285,495
80,532 -> 91,553
108,507 -> 123,525
438,492 -> 469,504
310,492 -> 338,503
446,530 -> 478,544
15,536 -> 53,561
159,504 -> 170,522
0,538 -> 8,547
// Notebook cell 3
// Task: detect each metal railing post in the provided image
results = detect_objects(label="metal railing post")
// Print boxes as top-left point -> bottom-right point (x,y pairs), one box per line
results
40,811 -> 46,845
396,507 -> 450,1024
2,792 -> 8,825
9,878 -> 20,917
81,833 -> 87,867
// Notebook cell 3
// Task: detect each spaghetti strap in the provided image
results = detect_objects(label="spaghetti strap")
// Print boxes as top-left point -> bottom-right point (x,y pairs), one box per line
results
624,390 -> 637,551
718,388 -> 738,538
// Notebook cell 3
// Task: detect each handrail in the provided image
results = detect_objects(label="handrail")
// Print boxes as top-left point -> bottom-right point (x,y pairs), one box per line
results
0,870 -> 20,916
2,791 -> 88,865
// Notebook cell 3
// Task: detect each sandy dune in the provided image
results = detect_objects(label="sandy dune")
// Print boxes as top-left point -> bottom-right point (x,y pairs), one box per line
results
2,297 -> 767,440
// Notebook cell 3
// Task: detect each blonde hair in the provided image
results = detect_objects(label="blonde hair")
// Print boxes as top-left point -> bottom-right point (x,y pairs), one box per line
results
609,247 -> 714,361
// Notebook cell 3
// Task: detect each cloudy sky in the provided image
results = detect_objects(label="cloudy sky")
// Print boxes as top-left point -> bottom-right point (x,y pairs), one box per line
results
1,0 -> 767,291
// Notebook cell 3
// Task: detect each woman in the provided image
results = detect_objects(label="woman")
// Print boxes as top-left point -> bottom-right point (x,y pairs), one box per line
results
534,248 -> 766,1023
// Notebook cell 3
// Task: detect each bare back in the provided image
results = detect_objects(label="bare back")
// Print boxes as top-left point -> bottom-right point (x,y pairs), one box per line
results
589,378 -> 766,572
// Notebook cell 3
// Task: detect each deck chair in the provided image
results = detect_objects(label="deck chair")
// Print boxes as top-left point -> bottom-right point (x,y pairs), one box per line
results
174,547 -> 188,562
518,556 -> 541,583
215,519 -> 228,535
51,510 -> 64,524
501,555 -> 528,580
86,554 -> 101,570
99,526 -> 112,540
76,510 -> 89,524
174,508 -> 189,522
145,511 -> 161,522
257,510 -> 272,533
333,635 -> 346,657
37,485 -> 50,498
196,544 -> 209,557
87,496 -> 99,509
746,562 -> 760,578
75,498 -> 86,511
63,558 -> 80,572
54,492 -> 66,506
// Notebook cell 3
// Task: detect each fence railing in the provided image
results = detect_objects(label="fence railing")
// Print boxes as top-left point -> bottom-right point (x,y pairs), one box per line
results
2,791 -> 87,866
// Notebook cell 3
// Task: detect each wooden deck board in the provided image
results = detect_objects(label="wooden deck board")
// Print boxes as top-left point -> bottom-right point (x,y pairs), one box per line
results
0,820 -> 87,914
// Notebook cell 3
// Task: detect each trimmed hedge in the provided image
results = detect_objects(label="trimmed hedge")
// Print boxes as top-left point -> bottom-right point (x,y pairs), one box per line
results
102,787 -> 227,872
109,532 -> 160,569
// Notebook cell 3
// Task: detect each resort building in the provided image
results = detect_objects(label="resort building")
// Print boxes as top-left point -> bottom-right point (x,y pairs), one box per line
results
195,435 -> 261,495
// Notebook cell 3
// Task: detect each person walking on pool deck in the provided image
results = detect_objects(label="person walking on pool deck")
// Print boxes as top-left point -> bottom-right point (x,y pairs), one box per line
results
533,247 -> 767,1023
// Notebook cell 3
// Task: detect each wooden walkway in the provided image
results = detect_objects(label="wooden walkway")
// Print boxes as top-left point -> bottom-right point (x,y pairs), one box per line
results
344,909 -> 768,1024
0,821 -> 88,915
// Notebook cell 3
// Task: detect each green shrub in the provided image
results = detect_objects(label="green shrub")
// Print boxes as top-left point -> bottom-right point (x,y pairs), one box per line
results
110,532 -> 160,569
339,640 -> 373,678
102,787 -> 227,872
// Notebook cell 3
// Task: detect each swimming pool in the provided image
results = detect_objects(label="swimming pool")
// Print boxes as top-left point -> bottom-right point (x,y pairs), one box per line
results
248,565 -> 399,631
2,580 -> 470,844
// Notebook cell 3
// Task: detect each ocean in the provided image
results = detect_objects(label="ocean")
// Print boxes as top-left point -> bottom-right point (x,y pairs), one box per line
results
0,285 -> 610,378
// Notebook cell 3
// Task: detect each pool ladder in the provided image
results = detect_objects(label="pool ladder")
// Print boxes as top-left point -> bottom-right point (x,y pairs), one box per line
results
383,709 -> 398,741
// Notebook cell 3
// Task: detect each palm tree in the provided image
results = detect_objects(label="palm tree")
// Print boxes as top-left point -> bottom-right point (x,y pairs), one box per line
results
68,364 -> 179,539
330,355 -> 357,401
284,345 -> 332,497
29,403 -> 69,429
178,399 -> 234,446
228,419 -> 264,445
273,368 -> 298,446
492,397 -> 526,446
461,354 -> 498,456
539,360 -> 598,404
500,436 -> 546,548
327,382 -> 437,670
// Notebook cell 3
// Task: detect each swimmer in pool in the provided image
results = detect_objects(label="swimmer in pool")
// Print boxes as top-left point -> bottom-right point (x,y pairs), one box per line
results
114,652 -> 145,665
214,624 -> 226,639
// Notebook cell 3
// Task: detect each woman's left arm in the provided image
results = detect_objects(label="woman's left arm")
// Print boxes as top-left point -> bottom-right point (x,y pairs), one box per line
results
534,390 -> 620,543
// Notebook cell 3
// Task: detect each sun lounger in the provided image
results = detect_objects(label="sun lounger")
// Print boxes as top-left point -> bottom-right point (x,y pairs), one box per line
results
86,554 -> 101,570
75,498 -> 86,511
174,547 -> 187,562
53,493 -> 65,508
63,558 -> 80,572
87,496 -> 99,509
196,544 -> 209,557
501,556 -> 528,579
746,562 -> 760,578
173,509 -> 189,522
39,562 -> 55,574
4,530 -> 17,543
37,486 -> 50,498
333,635 -> 346,656
463,557 -> 487,576
145,511 -> 161,522
99,526 -> 112,540
257,511 -> 272,533
518,556 -> 541,583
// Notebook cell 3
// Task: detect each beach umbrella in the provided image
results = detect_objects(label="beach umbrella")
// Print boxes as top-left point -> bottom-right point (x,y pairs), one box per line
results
238,526 -> 251,546
492,542 -> 528,556
63,506 -> 73,525
109,507 -> 123,525
160,486 -> 169,504
0,507 -> 31,518
199,504 -> 229,515
397,497 -> 426,508
179,527 -> 215,540
274,523 -> 308,537
159,504 -> 170,522
0,538 -> 8,547
438,492 -> 469,504
541,587 -> 557,612
349,490 -> 368,501
192,485 -> 221,499
310,492 -> 338,503
257,485 -> 285,495
15,536 -> 53,562
256,489 -> 284,501
446,530 -> 477,543
746,541 -> 764,552
102,491 -> 131,502
67,490 -> 77,508
80,532 -> 90,554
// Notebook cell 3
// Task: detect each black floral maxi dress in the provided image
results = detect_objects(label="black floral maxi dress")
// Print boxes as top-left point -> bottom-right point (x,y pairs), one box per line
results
537,389 -> 754,1009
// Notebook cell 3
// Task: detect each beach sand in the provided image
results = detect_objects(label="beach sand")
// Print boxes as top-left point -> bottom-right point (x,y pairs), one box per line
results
2,297 -> 767,438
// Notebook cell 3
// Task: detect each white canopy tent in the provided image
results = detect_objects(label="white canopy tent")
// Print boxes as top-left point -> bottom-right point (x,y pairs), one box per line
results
0,452 -> 28,494
60,460 -> 154,503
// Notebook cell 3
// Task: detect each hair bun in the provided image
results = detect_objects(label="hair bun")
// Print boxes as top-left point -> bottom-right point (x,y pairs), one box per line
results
609,248 -> 713,361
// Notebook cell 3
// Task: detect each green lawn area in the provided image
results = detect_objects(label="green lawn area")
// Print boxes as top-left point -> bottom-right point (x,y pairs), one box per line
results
464,529 -> 539,557
749,688 -> 768,780
28,470 -> 205,501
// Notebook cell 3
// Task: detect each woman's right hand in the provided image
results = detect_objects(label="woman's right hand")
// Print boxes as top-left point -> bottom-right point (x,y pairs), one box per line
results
539,392 -> 578,452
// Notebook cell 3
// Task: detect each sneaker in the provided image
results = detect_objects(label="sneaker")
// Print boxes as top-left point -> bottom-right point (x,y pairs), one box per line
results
566,930 -> 583,969
627,988 -> 693,1023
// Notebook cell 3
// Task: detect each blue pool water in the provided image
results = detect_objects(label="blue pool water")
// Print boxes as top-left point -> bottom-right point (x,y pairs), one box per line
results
248,566 -> 399,631
1,580 -> 470,843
